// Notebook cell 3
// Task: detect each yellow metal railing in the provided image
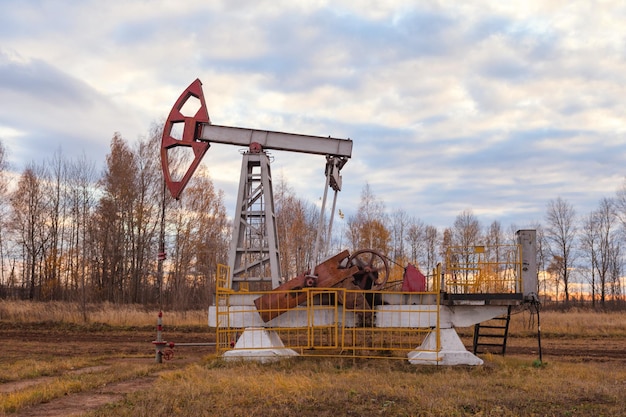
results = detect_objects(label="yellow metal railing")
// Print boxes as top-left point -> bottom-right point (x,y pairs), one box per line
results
216,264 -> 230,290
444,244 -> 522,294
214,277 -> 441,360
215,264 -> 232,351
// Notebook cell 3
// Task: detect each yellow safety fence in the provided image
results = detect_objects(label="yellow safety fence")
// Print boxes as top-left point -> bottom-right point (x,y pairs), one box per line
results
444,244 -> 522,294
214,265 -> 442,361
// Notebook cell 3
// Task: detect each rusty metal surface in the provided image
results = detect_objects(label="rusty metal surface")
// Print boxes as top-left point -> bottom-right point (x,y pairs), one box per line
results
254,250 -> 359,322
348,249 -> 390,290
161,79 -> 210,200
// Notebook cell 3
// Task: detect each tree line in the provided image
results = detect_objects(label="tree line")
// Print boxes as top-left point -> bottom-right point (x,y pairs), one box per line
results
342,186 -> 625,308
0,131 -> 624,309
0,128 -> 230,310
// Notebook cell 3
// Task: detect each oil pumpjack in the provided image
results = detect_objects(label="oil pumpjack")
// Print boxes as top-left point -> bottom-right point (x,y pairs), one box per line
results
161,79 -> 352,291
160,80 -> 538,365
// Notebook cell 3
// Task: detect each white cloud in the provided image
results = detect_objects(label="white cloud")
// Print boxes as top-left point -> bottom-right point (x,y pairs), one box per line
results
1,0 -> 626,231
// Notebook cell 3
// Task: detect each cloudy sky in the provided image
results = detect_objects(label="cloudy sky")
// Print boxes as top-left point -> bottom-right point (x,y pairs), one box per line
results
1,0 -> 625,231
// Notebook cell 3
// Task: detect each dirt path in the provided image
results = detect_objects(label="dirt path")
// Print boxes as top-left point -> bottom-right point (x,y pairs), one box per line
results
1,325 -> 214,417
15,376 -> 157,417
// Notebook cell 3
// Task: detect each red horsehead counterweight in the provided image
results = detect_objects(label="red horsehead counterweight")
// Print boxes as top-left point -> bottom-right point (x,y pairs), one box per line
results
161,79 -> 211,200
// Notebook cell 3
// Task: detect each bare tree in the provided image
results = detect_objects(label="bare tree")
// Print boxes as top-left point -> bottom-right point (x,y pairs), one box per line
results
545,197 -> 577,303
440,227 -> 452,263
588,197 -> 623,304
546,255 -> 564,301
0,140 -> 9,289
166,167 -> 229,308
186,168 -> 229,306
613,177 -> 626,229
446,210 -> 482,291
405,217 -> 425,266
167,198 -> 195,309
608,242 -> 623,302
345,183 -> 390,255
43,149 -> 69,299
423,225 -> 439,278
484,220 -> 503,271
452,210 -> 482,249
128,132 -> 163,303
580,211 -> 599,305
9,164 -> 50,299
390,208 -> 410,263
579,199 -> 619,307
404,218 -> 440,281
275,176 -> 317,279
406,222 -> 440,289
66,153 -> 96,318
0,140 -> 7,196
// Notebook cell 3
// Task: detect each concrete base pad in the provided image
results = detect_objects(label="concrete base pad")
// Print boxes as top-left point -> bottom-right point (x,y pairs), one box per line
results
407,328 -> 483,366
223,327 -> 298,363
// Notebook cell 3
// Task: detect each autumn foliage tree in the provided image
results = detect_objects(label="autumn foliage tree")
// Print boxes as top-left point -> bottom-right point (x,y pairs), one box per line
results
275,177 -> 318,279
93,134 -> 138,302
9,165 -> 50,299
167,167 -> 229,308
0,131 -> 624,309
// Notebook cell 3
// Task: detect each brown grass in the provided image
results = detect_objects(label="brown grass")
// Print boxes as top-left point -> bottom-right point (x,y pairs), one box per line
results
454,307 -> 626,339
2,301 -> 626,416
0,362 -> 157,414
86,355 -> 626,417
2,300 -> 625,338
0,357 -> 98,383
0,300 -> 207,327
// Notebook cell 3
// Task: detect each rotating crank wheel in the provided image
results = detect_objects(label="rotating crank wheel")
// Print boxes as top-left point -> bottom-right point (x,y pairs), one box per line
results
348,249 -> 389,290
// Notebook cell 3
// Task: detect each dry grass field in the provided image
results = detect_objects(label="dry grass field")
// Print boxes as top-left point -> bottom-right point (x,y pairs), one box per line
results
0,300 -> 625,417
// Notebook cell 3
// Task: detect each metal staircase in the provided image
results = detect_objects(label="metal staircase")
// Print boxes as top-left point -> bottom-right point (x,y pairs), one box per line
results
472,305 -> 512,354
